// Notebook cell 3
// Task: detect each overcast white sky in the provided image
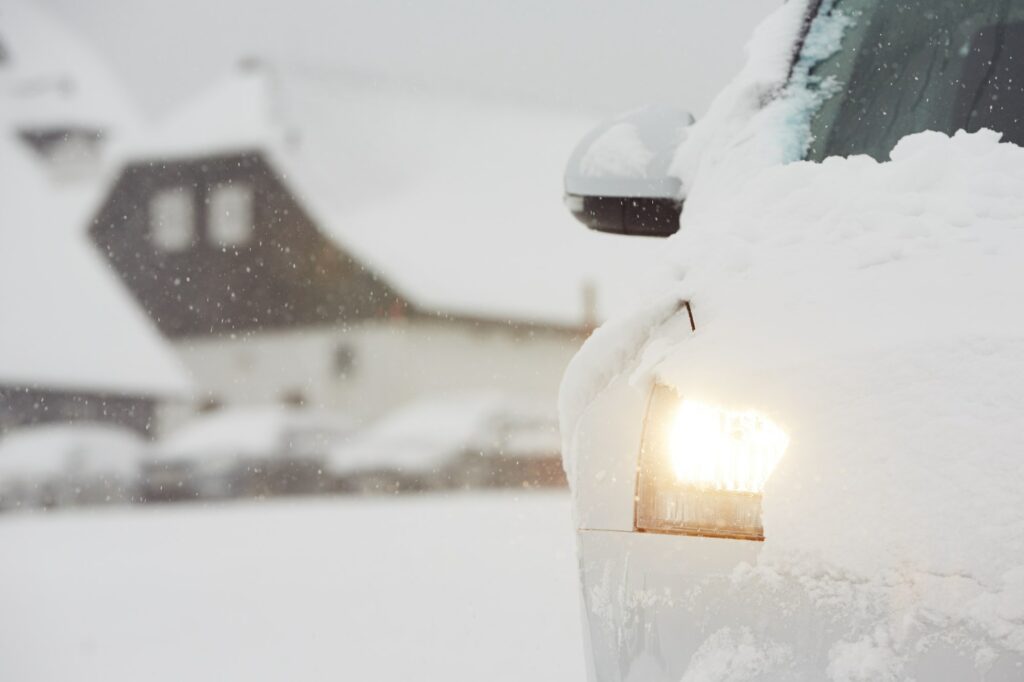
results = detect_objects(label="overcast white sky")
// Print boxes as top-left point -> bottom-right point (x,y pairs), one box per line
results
40,0 -> 779,119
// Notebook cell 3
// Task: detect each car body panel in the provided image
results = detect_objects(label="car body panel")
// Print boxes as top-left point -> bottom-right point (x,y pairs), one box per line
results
578,529 -> 1024,681
571,371 -> 648,533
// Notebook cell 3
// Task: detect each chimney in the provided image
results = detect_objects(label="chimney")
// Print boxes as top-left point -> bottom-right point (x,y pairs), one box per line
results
237,55 -> 301,150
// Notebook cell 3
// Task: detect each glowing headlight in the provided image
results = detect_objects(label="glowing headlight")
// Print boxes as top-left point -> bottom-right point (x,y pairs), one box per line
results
635,385 -> 789,540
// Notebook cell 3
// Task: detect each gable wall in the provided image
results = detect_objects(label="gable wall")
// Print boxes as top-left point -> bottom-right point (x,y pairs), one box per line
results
90,151 -> 402,338
161,319 -> 582,430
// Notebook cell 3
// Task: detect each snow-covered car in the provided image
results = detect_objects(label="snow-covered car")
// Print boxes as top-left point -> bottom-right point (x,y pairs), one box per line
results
141,406 -> 355,501
0,423 -> 145,509
325,393 -> 562,493
561,1 -> 1024,680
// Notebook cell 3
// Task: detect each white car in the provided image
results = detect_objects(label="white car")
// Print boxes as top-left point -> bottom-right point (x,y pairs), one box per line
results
561,1 -> 1024,680
0,423 -> 145,509
142,406 -> 355,501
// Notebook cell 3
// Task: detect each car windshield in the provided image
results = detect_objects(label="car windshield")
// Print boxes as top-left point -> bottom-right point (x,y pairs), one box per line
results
806,0 -> 1024,162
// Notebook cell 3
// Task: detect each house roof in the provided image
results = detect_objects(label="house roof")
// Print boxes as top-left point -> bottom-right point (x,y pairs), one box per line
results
0,136 -> 189,397
132,65 -> 674,328
0,0 -> 139,139
0,3 -> 188,397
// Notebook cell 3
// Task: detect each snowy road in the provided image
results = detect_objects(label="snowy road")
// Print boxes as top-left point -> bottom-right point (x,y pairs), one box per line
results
0,492 -> 585,681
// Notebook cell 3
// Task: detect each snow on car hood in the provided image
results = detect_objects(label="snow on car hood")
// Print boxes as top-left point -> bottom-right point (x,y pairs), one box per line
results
560,0 -> 1024,671
654,125 -> 1024,577
663,127 -> 1024,675
566,128 -> 1024,670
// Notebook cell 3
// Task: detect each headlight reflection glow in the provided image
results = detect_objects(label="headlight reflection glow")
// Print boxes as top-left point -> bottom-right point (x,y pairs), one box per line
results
635,386 -> 789,541
669,400 -> 788,494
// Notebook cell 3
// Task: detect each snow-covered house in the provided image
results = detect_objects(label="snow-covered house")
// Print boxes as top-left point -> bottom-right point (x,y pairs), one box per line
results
0,0 -> 188,435
0,0 -> 138,181
88,62 -> 670,425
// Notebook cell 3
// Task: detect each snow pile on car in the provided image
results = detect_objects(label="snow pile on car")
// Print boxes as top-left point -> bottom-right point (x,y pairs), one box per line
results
644,125 -> 1024,672
679,627 -> 793,682
559,0 -> 841,467
565,129 -> 1024,676
663,123 -> 1024,573
561,0 -> 1024,674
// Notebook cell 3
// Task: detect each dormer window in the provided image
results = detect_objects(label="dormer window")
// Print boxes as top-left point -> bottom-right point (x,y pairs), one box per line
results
150,186 -> 195,252
208,182 -> 254,247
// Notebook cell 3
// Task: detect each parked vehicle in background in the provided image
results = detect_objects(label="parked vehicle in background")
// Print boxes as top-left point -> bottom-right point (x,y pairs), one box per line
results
0,423 -> 145,510
485,408 -> 565,489
140,406 -> 355,501
325,393 -> 563,493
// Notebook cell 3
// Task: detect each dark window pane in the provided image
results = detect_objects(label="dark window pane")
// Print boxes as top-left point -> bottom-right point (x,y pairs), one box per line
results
806,0 -> 1024,161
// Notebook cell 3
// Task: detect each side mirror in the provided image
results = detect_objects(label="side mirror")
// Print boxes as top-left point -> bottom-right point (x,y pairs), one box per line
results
564,106 -> 693,237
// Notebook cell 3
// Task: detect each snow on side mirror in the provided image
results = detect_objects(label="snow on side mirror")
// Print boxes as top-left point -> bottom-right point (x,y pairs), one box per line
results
564,106 -> 693,238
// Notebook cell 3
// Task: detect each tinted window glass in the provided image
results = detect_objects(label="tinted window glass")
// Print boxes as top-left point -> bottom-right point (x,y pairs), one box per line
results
955,21 -> 1024,138
807,0 -> 1024,161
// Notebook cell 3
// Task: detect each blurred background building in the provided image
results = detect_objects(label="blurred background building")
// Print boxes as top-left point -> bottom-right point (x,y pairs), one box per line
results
0,1 -> 187,437
0,0 -> 776,503
0,1 -> 780,679
90,62 -> 601,430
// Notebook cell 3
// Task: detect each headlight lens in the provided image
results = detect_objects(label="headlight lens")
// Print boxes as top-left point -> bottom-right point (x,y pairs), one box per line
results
635,385 -> 789,540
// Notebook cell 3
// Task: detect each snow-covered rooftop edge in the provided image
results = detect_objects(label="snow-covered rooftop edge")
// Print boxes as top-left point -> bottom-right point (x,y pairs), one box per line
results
125,63 -> 673,329
0,1 -> 188,397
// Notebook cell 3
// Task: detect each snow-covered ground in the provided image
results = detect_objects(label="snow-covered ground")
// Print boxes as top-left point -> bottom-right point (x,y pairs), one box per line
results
0,492 -> 584,681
